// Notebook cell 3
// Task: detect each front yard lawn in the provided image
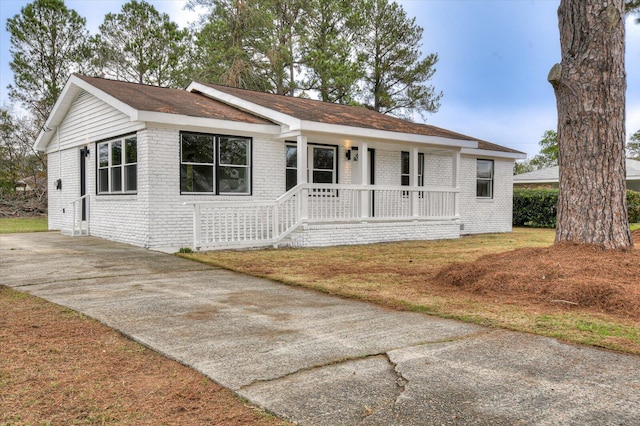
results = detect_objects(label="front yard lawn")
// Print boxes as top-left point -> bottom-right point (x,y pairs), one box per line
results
0,216 -> 48,233
183,227 -> 640,354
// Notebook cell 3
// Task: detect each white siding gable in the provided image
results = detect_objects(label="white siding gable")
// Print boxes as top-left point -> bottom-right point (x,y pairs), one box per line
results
45,90 -> 142,154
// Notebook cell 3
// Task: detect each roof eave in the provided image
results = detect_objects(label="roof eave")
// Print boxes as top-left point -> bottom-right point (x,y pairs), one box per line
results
138,111 -> 281,136
461,147 -> 527,159
292,120 -> 479,149
187,82 -> 299,130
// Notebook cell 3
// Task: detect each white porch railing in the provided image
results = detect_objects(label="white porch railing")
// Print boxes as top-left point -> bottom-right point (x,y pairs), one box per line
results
65,194 -> 90,236
186,184 -> 459,250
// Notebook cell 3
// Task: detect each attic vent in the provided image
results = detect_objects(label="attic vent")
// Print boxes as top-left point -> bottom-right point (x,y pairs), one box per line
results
77,90 -> 90,101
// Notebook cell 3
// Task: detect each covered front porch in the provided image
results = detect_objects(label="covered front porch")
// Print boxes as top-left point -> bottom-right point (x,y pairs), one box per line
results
186,136 -> 463,250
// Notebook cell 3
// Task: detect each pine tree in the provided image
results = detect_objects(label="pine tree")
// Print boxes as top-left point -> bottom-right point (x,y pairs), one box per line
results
91,0 -> 191,88
357,0 -> 442,119
548,0 -> 632,249
7,0 -> 90,121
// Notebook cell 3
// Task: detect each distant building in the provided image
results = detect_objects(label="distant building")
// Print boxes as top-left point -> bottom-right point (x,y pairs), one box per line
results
513,159 -> 640,192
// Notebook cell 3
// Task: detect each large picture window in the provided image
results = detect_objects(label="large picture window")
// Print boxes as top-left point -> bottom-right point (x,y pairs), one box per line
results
476,159 -> 494,198
180,132 -> 251,195
97,135 -> 137,194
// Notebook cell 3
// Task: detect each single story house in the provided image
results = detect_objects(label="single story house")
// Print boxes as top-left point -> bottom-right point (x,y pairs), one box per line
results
513,159 -> 640,192
35,74 -> 525,252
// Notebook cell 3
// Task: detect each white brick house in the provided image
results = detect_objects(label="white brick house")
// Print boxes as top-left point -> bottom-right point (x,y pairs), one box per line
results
35,75 -> 525,252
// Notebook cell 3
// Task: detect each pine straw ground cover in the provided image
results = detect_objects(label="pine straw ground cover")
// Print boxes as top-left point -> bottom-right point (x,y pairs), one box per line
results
184,228 -> 640,354
0,287 -> 290,426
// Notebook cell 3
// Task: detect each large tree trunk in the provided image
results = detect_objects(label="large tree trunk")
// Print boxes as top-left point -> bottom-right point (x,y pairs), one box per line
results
548,0 -> 633,250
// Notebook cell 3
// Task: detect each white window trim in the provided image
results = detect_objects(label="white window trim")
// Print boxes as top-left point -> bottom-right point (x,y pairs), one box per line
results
476,159 -> 494,199
285,143 -> 298,191
285,142 -> 338,188
400,151 -> 424,187
308,145 -> 337,184
97,135 -> 137,195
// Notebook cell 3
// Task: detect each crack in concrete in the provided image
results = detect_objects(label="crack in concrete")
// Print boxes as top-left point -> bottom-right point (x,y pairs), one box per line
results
238,330 -> 495,394
238,352 -> 391,391
383,352 -> 408,407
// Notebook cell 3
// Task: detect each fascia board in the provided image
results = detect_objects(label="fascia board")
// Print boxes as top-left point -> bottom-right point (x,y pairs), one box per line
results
138,111 -> 281,136
187,82 -> 300,129
34,78 -> 80,151
34,75 -> 140,152
462,147 -> 527,160
298,120 -> 479,149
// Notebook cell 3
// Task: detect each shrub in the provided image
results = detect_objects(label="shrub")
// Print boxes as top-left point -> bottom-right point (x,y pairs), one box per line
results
513,188 -> 558,228
513,188 -> 640,227
628,190 -> 640,224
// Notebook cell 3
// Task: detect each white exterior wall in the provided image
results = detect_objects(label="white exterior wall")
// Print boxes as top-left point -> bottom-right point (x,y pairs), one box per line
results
289,221 -> 460,248
47,149 -> 79,231
144,129 -> 287,250
89,131 -> 149,247
425,154 -> 453,187
459,155 -> 514,234
46,91 -> 142,237
44,89 -> 516,250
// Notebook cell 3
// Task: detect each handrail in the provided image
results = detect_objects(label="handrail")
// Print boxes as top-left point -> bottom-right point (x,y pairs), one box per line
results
66,194 -> 90,236
185,184 -> 460,251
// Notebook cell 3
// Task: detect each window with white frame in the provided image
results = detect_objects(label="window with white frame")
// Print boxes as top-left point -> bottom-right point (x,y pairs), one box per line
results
97,135 -> 137,194
284,143 -> 337,190
285,143 -> 297,191
311,145 -> 336,184
476,159 -> 494,198
180,132 -> 251,195
400,151 -> 424,186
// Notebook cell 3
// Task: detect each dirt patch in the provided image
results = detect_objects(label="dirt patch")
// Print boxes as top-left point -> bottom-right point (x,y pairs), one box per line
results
0,286 -> 289,425
434,232 -> 640,320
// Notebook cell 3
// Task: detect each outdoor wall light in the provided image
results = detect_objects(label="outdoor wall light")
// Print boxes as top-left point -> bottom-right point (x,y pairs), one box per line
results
345,150 -> 351,160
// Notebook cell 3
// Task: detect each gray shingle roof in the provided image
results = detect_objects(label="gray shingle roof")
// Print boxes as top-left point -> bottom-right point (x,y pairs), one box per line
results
514,159 -> 640,182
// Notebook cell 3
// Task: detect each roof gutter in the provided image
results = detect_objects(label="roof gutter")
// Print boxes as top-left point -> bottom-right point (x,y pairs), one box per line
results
462,147 -> 527,160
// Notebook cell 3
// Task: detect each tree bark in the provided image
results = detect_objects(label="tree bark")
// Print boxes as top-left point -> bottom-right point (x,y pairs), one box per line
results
549,0 -> 633,249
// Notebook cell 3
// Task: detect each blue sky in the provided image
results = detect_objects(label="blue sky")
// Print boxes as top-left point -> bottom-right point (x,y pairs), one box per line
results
1,0 -> 639,157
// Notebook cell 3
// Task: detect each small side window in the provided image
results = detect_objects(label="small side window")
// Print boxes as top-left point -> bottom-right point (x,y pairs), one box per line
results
285,143 -> 297,191
476,159 -> 494,198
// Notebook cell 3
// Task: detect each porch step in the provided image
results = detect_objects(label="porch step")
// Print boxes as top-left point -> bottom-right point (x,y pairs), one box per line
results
69,220 -> 89,236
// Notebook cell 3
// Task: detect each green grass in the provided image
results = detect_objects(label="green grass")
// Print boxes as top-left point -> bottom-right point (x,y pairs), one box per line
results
0,217 -> 49,234
631,223 -> 640,231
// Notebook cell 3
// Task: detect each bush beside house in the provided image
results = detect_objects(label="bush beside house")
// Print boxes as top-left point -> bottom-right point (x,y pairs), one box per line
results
513,188 -> 640,227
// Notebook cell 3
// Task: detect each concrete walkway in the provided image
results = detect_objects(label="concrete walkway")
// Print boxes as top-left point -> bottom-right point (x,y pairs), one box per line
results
1,232 -> 639,425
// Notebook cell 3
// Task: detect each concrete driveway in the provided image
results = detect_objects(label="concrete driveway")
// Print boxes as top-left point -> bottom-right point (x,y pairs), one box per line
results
1,232 -> 639,425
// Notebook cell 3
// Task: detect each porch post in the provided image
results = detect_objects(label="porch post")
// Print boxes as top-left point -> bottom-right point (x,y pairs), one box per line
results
297,135 -> 308,220
411,147 -> 419,217
452,150 -> 461,217
358,141 -> 369,218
